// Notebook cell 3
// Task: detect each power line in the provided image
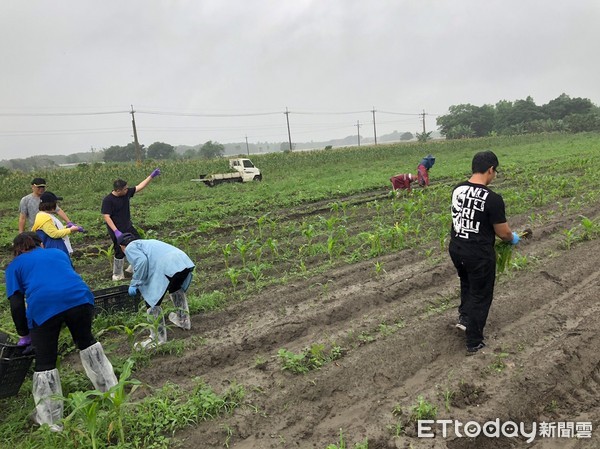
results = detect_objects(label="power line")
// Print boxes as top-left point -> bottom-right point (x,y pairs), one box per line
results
137,109 -> 282,117
0,110 -> 129,117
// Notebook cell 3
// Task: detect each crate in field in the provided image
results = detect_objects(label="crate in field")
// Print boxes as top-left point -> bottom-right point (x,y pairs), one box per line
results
93,285 -> 142,315
0,337 -> 35,399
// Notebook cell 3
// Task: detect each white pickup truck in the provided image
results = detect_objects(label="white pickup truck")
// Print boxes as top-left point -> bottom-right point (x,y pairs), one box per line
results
192,158 -> 262,187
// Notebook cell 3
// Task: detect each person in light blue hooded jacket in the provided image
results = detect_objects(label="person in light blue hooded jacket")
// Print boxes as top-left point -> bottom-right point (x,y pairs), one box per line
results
118,233 -> 195,349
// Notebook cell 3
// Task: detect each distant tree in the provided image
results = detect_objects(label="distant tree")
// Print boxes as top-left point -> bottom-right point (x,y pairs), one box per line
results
416,131 -> 432,142
0,166 -> 10,176
199,141 -> 225,159
183,148 -> 197,159
564,112 -> 600,133
437,104 -> 494,138
510,96 -> 546,124
103,143 -> 145,162
65,154 -> 80,163
147,141 -> 175,159
542,93 -> 594,120
400,132 -> 414,141
445,124 -> 475,139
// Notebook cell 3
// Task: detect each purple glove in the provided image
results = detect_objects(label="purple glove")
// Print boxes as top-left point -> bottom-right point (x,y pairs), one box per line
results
114,229 -> 123,238
77,226 -> 86,233
150,168 -> 161,178
67,221 -> 75,227
17,335 -> 32,346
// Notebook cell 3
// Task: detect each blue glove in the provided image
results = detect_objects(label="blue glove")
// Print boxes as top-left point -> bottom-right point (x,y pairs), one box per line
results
511,231 -> 520,245
114,229 -> 123,238
128,286 -> 138,296
150,168 -> 161,178
17,335 -> 32,346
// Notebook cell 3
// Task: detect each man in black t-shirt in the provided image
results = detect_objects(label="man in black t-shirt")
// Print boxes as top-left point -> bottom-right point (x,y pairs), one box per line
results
101,168 -> 160,280
449,151 -> 520,354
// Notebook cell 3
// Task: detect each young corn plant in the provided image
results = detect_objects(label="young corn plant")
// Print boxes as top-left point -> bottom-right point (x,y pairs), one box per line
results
410,395 -> 437,422
496,228 -> 532,274
222,243 -> 232,268
106,359 -> 142,446
62,390 -> 104,449
226,267 -> 242,292
580,215 -> 599,241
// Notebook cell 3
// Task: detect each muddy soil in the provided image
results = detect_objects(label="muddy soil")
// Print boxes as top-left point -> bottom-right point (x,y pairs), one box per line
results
127,196 -> 600,449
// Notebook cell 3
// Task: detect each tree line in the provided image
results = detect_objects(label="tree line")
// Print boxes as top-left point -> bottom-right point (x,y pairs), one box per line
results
102,141 -> 225,162
436,93 -> 600,139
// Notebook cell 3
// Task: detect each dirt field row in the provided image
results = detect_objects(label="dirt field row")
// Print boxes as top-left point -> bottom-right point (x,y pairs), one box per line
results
123,196 -> 600,448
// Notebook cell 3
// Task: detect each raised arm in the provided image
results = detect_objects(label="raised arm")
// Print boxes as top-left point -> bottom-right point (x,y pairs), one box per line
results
134,168 -> 161,193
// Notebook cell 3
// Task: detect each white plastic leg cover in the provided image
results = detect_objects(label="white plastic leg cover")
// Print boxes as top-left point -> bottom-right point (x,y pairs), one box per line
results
168,289 -> 191,330
32,369 -> 64,431
151,305 -> 168,344
136,306 -> 167,349
80,342 -> 118,393
112,257 -> 125,281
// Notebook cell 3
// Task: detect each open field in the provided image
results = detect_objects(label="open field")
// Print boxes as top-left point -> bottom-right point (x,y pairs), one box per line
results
1,133 -> 600,448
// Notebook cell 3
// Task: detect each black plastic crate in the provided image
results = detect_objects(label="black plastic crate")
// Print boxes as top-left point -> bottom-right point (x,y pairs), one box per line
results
93,285 -> 142,315
0,341 -> 35,399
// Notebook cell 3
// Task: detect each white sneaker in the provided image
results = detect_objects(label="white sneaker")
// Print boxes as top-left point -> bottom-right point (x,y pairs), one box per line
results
112,274 -> 125,281
134,337 -> 165,351
125,265 -> 134,274
168,312 -> 191,330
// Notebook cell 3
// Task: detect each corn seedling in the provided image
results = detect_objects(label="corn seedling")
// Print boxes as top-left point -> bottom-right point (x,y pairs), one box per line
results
106,359 -> 142,445
489,352 -> 509,373
326,428 -> 347,449
580,215 -> 599,240
222,243 -> 232,268
496,228 -> 532,274
544,399 -> 559,414
62,390 -> 104,449
562,227 -> 578,250
233,237 -> 254,268
278,343 -> 342,374
226,267 -> 241,292
410,396 -> 437,422
442,389 -> 454,412
387,421 -> 403,437
374,261 -> 385,277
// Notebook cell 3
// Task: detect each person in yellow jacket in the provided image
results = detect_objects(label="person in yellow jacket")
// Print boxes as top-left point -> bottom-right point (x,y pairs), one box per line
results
31,192 -> 84,257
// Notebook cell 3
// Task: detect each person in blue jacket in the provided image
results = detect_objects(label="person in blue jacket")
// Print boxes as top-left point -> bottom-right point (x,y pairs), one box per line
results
118,233 -> 195,349
5,232 -> 117,431
417,154 -> 436,187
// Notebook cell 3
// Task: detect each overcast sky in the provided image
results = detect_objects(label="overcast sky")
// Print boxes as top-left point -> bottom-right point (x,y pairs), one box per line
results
1,0 -> 598,160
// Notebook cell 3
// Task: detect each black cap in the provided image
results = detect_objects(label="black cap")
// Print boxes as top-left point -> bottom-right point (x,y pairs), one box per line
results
31,177 -> 46,186
40,191 -> 63,203
117,232 -> 138,246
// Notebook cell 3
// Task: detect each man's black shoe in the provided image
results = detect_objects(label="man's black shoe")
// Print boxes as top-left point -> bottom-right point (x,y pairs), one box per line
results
466,342 -> 486,355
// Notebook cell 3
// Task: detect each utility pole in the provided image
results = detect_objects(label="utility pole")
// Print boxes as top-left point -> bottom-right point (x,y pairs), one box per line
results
372,107 -> 377,145
245,136 -> 250,156
131,105 -> 141,165
356,120 -> 361,147
285,107 -> 293,151
421,109 -> 427,134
